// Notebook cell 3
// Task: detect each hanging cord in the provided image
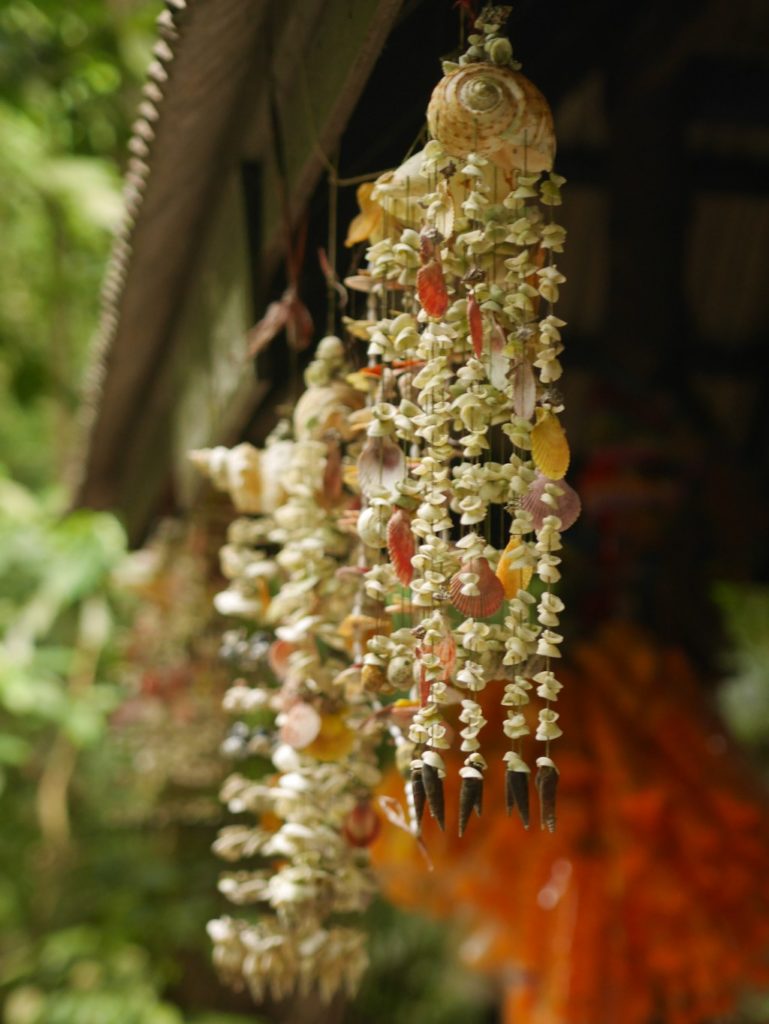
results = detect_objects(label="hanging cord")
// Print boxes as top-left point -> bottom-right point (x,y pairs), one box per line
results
326,155 -> 339,335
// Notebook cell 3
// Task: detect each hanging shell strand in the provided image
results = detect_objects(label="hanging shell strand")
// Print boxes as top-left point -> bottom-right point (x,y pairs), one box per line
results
348,4 -> 577,835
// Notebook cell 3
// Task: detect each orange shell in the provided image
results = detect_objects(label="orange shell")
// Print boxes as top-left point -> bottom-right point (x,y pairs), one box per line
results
532,410 -> 570,480
495,537 -> 534,598
417,260 -> 449,318
449,557 -> 505,618
468,291 -> 484,358
387,507 -> 415,585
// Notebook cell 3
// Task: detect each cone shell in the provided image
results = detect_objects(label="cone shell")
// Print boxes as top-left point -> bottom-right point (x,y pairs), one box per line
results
449,557 -> 505,618
387,507 -> 415,585
536,763 -> 559,832
496,537 -> 534,598
459,773 -> 483,837
505,769 -> 531,828
427,64 -> 555,173
531,410 -> 570,480
421,761 -> 445,830
410,767 -> 426,834
521,472 -> 581,531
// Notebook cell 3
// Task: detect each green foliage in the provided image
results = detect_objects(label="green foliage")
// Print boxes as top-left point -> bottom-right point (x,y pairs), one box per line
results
0,0 -> 155,487
350,901 -> 493,1024
715,583 -> 769,747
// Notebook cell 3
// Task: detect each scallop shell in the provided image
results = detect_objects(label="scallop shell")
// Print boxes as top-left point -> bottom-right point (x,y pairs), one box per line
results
449,557 -> 505,618
387,507 -> 415,585
344,182 -> 382,247
279,701 -> 322,749
521,472 -> 581,531
357,436 -> 406,497
495,536 -> 534,598
427,64 -> 555,173
304,712 -> 354,761
531,409 -> 570,480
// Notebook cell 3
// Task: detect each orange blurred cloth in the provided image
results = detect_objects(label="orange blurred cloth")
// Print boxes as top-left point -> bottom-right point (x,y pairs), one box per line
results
372,623 -> 769,1024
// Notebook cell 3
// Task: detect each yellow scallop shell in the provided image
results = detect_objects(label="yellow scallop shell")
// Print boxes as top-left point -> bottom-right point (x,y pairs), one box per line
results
344,182 -> 382,247
427,64 -> 555,173
304,712 -> 355,761
496,536 -> 534,598
532,410 -> 570,480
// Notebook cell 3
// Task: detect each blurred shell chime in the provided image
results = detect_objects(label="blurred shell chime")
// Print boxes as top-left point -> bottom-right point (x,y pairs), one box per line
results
193,4 -> 578,1004
349,3 -> 574,837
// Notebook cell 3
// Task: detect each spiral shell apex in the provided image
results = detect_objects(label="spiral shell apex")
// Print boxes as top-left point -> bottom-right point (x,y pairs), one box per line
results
427,64 -> 555,173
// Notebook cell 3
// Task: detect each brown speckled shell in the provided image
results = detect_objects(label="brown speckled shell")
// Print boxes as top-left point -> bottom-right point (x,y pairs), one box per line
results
427,64 -> 555,173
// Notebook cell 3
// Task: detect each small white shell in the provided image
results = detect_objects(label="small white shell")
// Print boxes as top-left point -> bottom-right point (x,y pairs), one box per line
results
356,506 -> 388,549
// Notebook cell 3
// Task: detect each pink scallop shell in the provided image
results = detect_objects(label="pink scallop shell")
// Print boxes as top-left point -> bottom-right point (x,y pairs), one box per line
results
521,473 -> 581,531
357,436 -> 406,497
449,557 -> 505,618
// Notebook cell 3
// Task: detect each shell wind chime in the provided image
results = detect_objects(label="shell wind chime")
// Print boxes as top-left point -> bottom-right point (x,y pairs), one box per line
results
193,4 -> 577,1005
344,4 -> 574,838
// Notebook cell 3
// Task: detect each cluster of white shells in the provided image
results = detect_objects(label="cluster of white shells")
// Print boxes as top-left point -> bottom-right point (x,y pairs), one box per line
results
192,6 -> 580,1003
194,339 -> 383,1005
347,8 -> 578,833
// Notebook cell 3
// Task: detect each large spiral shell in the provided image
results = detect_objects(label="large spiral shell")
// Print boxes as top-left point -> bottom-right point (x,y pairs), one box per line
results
427,64 -> 555,173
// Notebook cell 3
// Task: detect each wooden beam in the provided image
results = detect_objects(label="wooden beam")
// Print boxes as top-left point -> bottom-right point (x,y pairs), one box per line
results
76,0 -> 404,542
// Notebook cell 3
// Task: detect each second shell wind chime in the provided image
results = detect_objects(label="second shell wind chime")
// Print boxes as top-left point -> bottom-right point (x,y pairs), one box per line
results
348,4 -> 577,836
195,4 -> 579,1004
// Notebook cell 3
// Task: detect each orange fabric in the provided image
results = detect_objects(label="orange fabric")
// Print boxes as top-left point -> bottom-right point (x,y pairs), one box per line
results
371,623 -> 769,1024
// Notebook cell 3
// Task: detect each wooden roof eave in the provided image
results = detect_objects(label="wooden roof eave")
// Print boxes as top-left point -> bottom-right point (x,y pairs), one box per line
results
74,0 -> 404,526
